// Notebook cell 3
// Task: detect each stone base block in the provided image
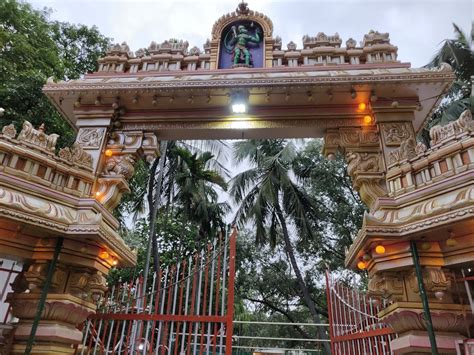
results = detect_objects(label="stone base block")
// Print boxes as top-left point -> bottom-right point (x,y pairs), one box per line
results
11,343 -> 76,354
391,331 -> 464,354
13,321 -> 83,344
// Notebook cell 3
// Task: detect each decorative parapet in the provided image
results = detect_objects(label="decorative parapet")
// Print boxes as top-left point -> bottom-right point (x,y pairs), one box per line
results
94,27 -> 399,74
0,121 -> 93,198
386,110 -> 474,197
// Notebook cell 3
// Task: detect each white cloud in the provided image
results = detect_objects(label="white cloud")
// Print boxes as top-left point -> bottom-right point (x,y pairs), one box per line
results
31,0 -> 472,67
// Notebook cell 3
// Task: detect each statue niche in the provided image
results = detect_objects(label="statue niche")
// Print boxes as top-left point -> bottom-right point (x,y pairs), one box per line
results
219,21 -> 263,69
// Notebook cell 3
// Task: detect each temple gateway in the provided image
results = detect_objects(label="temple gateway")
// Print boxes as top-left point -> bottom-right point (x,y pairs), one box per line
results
0,2 -> 472,354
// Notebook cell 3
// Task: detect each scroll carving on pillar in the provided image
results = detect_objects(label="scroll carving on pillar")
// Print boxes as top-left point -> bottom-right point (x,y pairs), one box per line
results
407,267 -> 450,296
95,130 -> 159,210
367,271 -> 405,302
76,127 -> 106,149
323,126 -> 387,209
382,122 -> 411,146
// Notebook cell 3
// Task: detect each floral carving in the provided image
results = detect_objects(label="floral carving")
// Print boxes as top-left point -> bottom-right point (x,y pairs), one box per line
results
407,267 -> 449,295
384,309 -> 471,335
17,121 -> 58,152
382,122 -> 411,146
76,128 -> 105,149
415,142 -> 427,155
368,272 -> 404,302
430,109 -> 473,145
1,123 -> 17,138
103,155 -> 135,179
346,152 -> 381,177
68,271 -> 90,299
58,143 -> 93,168
88,271 -> 108,300
388,137 -> 417,164
9,298 -> 93,325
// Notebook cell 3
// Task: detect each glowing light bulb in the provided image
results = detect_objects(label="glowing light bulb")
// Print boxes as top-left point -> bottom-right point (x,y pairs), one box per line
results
363,115 -> 373,124
99,250 -> 109,259
105,149 -> 113,157
232,103 -> 247,114
95,191 -> 101,197
375,245 -> 386,254
112,258 -> 118,266
357,261 -> 367,270
358,103 -> 367,110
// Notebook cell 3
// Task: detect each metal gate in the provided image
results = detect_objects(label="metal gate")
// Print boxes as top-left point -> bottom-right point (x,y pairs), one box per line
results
79,228 -> 237,354
325,271 -> 395,355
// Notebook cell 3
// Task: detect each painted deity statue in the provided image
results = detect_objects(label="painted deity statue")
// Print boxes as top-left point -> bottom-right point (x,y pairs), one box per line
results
224,23 -> 262,66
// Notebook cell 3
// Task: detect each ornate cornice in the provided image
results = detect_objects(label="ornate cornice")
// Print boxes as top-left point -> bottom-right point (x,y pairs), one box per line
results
44,66 -> 453,93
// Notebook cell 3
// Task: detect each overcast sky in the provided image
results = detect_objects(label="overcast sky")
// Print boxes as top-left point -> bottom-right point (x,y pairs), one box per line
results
28,0 -> 472,68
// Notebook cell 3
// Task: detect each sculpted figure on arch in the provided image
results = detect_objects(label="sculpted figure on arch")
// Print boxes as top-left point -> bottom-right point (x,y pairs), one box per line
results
224,23 -> 262,66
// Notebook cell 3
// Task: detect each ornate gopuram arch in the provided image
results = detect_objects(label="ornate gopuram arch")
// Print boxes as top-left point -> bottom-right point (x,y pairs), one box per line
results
1,2 -> 472,354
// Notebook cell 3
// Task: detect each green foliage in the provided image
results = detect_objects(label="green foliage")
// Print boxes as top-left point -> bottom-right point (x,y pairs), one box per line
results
51,21 -> 110,80
293,140 -> 366,271
420,23 -> 474,145
0,0 -> 111,148
108,215 -> 200,284
233,229 -> 335,352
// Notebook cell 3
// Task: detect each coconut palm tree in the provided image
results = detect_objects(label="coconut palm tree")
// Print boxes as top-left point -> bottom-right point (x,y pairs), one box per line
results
420,23 -> 473,145
230,139 -> 331,354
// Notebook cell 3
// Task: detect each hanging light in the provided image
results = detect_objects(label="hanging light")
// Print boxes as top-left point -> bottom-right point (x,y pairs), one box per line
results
363,115 -> 373,124
230,90 -> 249,114
357,261 -> 367,270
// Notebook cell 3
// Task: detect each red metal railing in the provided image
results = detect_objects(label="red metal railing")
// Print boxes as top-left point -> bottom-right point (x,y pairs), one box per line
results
325,271 -> 395,355
79,228 -> 237,354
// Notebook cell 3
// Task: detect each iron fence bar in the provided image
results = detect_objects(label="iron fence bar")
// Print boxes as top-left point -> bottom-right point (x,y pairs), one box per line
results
0,262 -> 17,302
232,320 -> 329,326
167,263 -> 180,355
234,335 -> 330,342
218,231 -> 229,355
180,256 -> 192,354
225,228 -> 237,355
461,269 -> 474,314
155,266 -> 169,355
105,284 -> 118,353
173,259 -> 186,355
192,249 -> 204,355
324,270 -> 335,355
206,238 -> 217,353
186,255 -> 198,355
142,271 -> 158,355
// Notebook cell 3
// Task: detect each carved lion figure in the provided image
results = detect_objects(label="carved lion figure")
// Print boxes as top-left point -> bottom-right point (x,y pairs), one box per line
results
103,155 -> 135,179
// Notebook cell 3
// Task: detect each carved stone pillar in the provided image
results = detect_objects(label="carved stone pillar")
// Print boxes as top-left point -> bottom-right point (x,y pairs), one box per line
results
323,125 -> 387,210
5,246 -> 108,354
367,242 -> 472,354
97,130 -> 159,210
73,106 -> 159,211
325,109 -> 474,354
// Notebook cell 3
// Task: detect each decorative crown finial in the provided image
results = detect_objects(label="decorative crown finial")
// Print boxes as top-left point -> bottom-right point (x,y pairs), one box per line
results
236,1 -> 250,15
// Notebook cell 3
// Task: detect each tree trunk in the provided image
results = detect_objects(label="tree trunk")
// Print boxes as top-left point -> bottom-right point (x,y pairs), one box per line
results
275,204 -> 331,355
